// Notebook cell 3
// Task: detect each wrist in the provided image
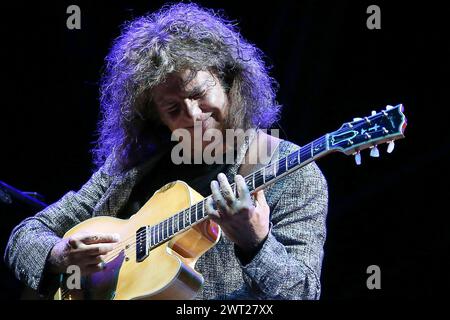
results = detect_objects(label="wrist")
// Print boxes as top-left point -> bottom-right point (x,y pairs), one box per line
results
47,241 -> 65,274
235,231 -> 269,265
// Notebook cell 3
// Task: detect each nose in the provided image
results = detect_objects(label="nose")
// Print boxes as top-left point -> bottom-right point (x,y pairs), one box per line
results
184,98 -> 202,121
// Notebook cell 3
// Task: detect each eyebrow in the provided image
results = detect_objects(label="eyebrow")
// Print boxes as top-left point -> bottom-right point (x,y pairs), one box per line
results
157,82 -> 209,107
186,85 -> 207,97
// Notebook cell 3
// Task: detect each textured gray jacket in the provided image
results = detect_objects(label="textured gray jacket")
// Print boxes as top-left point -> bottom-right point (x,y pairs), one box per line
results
4,138 -> 328,300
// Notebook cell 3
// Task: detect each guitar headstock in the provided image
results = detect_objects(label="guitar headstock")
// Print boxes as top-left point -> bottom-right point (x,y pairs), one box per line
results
328,104 -> 407,164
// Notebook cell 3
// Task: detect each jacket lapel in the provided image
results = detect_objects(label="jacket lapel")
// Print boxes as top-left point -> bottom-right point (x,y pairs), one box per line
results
92,150 -> 167,217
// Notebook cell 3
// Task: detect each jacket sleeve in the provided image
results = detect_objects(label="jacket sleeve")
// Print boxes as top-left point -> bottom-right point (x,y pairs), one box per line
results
234,160 -> 328,300
4,160 -> 114,293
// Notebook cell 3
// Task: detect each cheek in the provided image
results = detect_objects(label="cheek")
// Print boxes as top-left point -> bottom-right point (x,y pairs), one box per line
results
156,110 -> 178,132
163,117 -> 181,132
207,91 -> 228,118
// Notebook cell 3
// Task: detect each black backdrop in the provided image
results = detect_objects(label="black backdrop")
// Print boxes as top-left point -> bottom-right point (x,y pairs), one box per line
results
1,0 -> 449,300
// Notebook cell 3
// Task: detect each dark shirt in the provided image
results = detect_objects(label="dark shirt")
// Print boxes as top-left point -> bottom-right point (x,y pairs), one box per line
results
118,149 -> 229,219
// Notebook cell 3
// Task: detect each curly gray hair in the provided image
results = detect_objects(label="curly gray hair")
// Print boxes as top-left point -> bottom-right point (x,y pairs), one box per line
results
94,2 -> 281,173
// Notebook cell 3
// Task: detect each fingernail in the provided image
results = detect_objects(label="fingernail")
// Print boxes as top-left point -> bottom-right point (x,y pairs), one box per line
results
113,233 -> 121,241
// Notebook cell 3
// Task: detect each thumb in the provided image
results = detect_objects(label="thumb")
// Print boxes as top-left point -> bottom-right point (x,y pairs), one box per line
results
254,190 -> 268,208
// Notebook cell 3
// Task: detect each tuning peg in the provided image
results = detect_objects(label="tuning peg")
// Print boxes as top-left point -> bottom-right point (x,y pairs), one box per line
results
353,117 -> 363,122
387,140 -> 395,153
354,151 -> 362,165
386,105 -> 394,110
371,110 -> 377,116
370,145 -> 380,157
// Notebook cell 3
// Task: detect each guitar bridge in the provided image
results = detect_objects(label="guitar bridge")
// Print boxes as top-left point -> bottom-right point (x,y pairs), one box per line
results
136,226 -> 149,262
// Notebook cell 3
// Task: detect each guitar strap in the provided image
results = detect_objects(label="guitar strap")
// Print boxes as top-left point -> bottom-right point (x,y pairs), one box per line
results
237,130 -> 282,177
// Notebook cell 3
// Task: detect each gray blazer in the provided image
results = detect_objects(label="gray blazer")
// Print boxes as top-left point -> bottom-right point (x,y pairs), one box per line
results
4,138 -> 328,300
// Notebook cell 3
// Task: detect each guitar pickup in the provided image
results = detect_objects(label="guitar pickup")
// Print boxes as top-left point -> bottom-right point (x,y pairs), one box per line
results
136,226 -> 149,262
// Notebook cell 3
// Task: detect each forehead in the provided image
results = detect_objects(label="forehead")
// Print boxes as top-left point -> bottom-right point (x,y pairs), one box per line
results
152,70 -> 217,103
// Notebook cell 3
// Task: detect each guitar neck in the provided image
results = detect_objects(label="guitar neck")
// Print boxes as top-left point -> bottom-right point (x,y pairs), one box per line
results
139,134 -> 331,252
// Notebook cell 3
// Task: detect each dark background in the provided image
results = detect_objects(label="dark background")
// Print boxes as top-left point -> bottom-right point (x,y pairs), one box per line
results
1,0 -> 449,300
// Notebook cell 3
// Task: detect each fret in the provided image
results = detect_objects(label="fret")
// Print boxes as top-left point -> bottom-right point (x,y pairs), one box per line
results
273,160 -> 277,177
245,175 -> 253,191
156,223 -> 160,243
166,219 -> 169,238
264,163 -> 274,182
297,146 -> 301,164
162,220 -> 165,239
195,201 -> 202,221
252,173 -> 255,190
167,218 -> 171,237
198,200 -> 205,219
300,143 -> 311,163
184,209 -> 190,227
262,166 -> 266,184
190,206 -> 196,224
152,226 -> 156,246
159,222 -> 163,241
163,220 -> 167,240
148,226 -> 153,247
178,212 -> 183,231
277,157 -> 287,176
254,170 -> 264,189
195,203 -> 198,221
173,214 -> 178,234
287,151 -> 298,170
312,136 -> 327,157
168,217 -> 173,237
135,226 -> 149,262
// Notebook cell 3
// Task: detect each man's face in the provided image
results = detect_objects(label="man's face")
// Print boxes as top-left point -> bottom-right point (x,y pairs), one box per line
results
152,70 -> 229,152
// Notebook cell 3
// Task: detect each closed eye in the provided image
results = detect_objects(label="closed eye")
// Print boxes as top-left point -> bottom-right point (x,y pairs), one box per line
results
167,106 -> 180,115
191,91 -> 206,100
161,101 -> 179,114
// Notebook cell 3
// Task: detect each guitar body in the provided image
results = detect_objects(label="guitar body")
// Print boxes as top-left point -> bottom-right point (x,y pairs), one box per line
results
54,181 -> 221,300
